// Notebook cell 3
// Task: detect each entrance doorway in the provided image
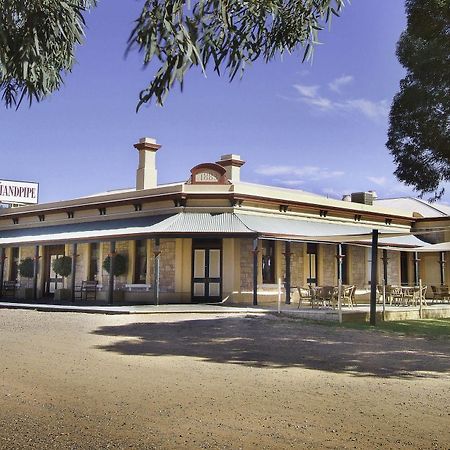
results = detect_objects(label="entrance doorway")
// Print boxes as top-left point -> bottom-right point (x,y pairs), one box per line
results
44,245 -> 65,297
191,239 -> 222,302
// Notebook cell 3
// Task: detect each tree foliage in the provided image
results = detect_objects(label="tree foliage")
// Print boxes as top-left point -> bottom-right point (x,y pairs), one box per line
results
128,0 -> 345,108
0,0 -> 95,108
18,257 -> 34,279
103,254 -> 128,277
1,0 -> 345,109
52,255 -> 72,278
387,0 -> 450,199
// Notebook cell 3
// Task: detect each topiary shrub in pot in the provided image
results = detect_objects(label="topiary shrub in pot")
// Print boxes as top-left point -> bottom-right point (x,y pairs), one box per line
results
102,253 -> 128,302
52,255 -> 72,301
17,257 -> 35,300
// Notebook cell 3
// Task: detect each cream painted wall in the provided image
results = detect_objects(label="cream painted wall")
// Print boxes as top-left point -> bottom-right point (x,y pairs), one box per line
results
222,238 -> 235,296
420,253 -> 442,288
171,238 -> 192,301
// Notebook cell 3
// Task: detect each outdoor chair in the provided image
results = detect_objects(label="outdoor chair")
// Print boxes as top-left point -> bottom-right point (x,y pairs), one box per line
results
388,285 -> 404,306
312,286 -> 332,308
297,286 -> 313,309
431,285 -> 450,303
341,285 -> 356,307
377,285 -> 385,304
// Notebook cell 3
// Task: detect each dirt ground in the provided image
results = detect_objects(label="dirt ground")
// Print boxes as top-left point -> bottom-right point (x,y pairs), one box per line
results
0,310 -> 449,450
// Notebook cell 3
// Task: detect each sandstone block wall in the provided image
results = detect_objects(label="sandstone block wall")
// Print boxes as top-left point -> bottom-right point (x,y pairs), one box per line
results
350,245 -> 367,287
280,242 -> 304,287
160,239 -> 176,293
240,239 -> 254,291
321,244 -> 337,286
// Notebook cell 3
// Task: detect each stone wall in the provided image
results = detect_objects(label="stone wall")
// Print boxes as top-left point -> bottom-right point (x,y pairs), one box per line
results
350,245 -> 367,287
240,239 -> 254,291
160,239 -> 175,293
386,250 -> 400,285
65,243 -> 88,285
280,242 -> 304,287
321,244 -> 336,286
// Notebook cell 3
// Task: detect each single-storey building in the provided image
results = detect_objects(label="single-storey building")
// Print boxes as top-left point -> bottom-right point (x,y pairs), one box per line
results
0,137 -> 449,305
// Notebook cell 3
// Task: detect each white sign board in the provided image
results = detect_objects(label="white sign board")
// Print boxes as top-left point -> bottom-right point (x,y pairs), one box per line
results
0,179 -> 39,205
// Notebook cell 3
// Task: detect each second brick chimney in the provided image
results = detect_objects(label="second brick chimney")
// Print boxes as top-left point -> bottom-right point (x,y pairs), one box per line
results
133,137 -> 161,190
216,154 -> 245,182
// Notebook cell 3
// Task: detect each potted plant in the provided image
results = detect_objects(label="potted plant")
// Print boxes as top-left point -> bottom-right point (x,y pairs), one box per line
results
17,257 -> 35,300
102,253 -> 127,302
52,255 -> 72,301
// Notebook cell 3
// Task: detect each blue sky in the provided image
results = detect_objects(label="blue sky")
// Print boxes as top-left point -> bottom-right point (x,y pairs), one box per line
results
2,1 -> 443,204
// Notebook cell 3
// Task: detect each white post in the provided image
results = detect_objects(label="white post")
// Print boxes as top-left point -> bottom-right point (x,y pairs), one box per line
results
382,278 -> 386,322
419,278 -> 423,319
277,277 -> 282,314
338,279 -> 342,324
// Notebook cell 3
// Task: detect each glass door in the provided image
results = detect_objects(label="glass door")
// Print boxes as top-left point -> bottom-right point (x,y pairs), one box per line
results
192,240 -> 222,302
44,245 -> 65,296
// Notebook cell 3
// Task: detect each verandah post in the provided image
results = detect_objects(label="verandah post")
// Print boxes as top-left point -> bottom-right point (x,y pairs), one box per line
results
32,245 -> 39,301
284,241 -> 291,305
0,247 -> 5,298
413,251 -> 420,286
337,243 -> 343,324
108,241 -> 116,305
71,243 -> 77,302
252,238 -> 258,306
370,230 -> 379,326
153,237 -> 161,306
382,249 -> 388,285
439,251 -> 446,286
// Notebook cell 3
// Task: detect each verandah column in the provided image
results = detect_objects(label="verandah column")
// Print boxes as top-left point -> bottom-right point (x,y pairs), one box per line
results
439,251 -> 446,285
284,241 -> 291,304
413,251 -> 420,285
153,237 -> 161,306
252,238 -> 258,306
370,230 -> 379,326
0,247 -> 5,298
32,245 -> 39,301
71,243 -> 77,302
107,241 -> 116,305
381,249 -> 389,285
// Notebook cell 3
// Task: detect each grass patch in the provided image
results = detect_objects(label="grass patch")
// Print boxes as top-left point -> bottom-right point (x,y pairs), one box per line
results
338,319 -> 450,339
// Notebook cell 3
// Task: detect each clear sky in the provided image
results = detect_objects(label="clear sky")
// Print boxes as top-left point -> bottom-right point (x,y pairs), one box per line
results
1,1 -> 444,204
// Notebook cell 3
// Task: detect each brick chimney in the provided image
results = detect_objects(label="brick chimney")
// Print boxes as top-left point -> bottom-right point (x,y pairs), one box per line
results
133,137 -> 161,190
216,154 -> 245,182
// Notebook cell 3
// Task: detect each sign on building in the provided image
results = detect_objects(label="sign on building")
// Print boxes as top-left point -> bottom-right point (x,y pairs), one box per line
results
0,179 -> 39,205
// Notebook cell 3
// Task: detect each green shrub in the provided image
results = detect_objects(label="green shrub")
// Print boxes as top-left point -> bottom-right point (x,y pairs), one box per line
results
52,255 -> 72,278
18,257 -> 34,279
102,254 -> 127,277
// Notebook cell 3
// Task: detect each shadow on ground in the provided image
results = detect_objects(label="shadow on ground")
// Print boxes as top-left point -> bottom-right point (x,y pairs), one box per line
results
92,316 -> 450,379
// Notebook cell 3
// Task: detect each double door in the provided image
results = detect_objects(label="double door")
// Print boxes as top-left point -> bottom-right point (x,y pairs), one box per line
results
44,245 -> 65,296
192,239 -> 222,302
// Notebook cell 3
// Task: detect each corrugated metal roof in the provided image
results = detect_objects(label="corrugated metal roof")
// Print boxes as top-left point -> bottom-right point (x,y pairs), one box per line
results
0,213 -> 253,245
374,198 -> 450,218
0,211 -> 432,248
154,213 -> 252,234
0,215 -> 178,245
235,213 -> 381,238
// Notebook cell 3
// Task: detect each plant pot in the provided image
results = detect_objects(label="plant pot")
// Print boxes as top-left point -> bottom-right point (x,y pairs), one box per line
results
54,288 -> 72,301
17,287 -> 34,300
112,290 -> 124,302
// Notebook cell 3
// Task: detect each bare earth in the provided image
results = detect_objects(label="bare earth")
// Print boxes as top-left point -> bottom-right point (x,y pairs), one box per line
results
0,310 -> 449,450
